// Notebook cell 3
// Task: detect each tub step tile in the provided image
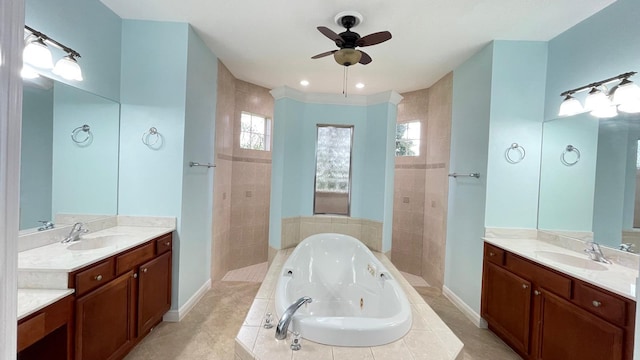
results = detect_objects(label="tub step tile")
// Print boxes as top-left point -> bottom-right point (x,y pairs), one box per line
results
332,346 -> 374,360
370,339 -> 414,360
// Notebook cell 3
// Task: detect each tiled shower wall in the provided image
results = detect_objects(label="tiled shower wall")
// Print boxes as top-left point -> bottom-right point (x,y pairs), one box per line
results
229,80 -> 273,269
212,63 -> 273,280
392,73 -> 453,289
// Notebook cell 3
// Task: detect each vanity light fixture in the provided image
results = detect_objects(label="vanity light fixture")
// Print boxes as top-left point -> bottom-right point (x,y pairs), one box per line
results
22,25 -> 83,81
300,80 -> 310,86
559,71 -> 639,117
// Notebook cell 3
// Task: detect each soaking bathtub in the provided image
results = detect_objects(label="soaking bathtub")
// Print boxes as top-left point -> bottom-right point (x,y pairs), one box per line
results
274,233 -> 412,347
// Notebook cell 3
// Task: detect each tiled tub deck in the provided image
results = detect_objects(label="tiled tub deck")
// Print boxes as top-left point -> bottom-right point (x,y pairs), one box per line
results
235,249 -> 463,360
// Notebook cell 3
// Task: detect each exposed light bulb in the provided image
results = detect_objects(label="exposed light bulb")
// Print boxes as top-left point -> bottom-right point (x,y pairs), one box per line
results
23,36 -> 53,69
355,83 -> 365,89
300,80 -> 309,86
558,95 -> 583,117
52,54 -> 83,81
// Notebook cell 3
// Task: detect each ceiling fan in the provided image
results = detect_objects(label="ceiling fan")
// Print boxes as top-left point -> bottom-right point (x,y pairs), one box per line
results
312,11 -> 392,67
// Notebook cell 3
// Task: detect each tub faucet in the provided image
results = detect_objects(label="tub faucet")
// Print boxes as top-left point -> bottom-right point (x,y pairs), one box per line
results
61,222 -> 88,243
275,296 -> 312,340
585,241 -> 612,264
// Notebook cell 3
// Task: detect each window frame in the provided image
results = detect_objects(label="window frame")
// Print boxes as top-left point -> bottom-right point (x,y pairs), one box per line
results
239,111 -> 271,151
395,120 -> 421,157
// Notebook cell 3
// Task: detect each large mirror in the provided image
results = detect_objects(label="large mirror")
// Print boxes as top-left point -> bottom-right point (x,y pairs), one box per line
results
313,125 -> 353,216
20,76 -> 120,231
538,112 -> 640,249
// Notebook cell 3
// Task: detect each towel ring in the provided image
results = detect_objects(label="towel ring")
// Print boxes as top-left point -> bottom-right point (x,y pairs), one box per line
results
71,124 -> 92,144
505,143 -> 526,164
142,127 -> 160,146
561,145 -> 581,166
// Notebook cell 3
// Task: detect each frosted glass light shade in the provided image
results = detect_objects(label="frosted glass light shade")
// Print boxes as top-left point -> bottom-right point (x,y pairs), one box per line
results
584,88 -> 611,112
618,100 -> 640,113
334,49 -> 362,66
52,55 -> 83,81
23,37 -> 53,69
21,65 -> 40,79
558,95 -> 583,117
590,105 -> 618,118
611,79 -> 640,105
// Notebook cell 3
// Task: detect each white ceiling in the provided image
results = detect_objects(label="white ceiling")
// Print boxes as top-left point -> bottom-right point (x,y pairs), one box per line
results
100,0 -> 615,95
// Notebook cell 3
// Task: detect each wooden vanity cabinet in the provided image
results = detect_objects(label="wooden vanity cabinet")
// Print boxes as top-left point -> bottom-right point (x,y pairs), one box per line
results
481,243 -> 635,360
70,233 -> 173,360
17,294 -> 74,360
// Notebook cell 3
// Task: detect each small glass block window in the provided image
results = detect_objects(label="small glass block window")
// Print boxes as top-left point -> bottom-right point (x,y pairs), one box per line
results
395,121 -> 421,156
240,112 -> 271,151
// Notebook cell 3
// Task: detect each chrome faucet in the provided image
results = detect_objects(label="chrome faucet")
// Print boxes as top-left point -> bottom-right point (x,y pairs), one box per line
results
585,241 -> 612,264
275,296 -> 312,340
37,220 -> 55,231
61,222 -> 89,243
619,243 -> 635,253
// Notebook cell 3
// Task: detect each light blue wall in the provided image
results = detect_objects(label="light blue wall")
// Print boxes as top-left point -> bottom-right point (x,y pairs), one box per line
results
485,41 -> 547,228
25,0 -> 121,101
119,20 -> 189,308
269,96 -> 397,251
544,0 -> 640,121
445,43 -> 493,315
52,82 -> 120,216
20,85 -> 53,229
179,26 -> 218,307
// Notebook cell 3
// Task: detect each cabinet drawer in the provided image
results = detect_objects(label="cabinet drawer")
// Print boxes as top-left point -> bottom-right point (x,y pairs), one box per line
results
505,253 -> 572,299
573,281 -> 628,327
484,243 -> 505,265
116,241 -> 155,275
155,234 -> 172,255
76,259 -> 115,296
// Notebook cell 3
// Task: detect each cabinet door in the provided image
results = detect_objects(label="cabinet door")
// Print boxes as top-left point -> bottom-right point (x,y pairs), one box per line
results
138,251 -> 172,336
75,271 -> 135,360
538,290 -> 624,360
482,261 -> 532,355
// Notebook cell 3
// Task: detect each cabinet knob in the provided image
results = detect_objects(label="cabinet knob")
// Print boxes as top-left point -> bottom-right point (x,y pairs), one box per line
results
489,252 -> 495,257
534,290 -> 541,296
142,268 -> 148,273
165,242 -> 170,246
592,300 -> 602,308
94,275 -> 103,281
133,273 -> 138,278
522,284 -> 528,289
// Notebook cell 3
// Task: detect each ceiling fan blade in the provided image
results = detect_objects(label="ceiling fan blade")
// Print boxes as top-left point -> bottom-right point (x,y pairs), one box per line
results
358,51 -> 372,65
311,50 -> 338,59
356,31 -> 392,47
317,26 -> 344,45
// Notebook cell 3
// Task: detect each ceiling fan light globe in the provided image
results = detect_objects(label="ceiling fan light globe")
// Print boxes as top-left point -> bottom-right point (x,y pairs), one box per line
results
334,49 -> 362,66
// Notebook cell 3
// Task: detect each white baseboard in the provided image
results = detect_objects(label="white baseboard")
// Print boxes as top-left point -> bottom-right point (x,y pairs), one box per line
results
163,279 -> 211,322
442,285 -> 488,329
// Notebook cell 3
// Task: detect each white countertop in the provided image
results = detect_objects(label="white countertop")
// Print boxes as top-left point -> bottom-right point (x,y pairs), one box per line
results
19,226 -> 173,272
17,224 -> 174,321
17,289 -> 75,321
484,237 -> 638,300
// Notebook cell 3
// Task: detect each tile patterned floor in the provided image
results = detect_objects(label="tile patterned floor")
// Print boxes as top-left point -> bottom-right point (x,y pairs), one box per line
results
125,270 -> 520,360
222,262 -> 269,282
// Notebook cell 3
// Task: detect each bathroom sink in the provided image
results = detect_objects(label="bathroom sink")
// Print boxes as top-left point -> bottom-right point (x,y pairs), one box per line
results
535,250 -> 608,271
66,235 -> 126,251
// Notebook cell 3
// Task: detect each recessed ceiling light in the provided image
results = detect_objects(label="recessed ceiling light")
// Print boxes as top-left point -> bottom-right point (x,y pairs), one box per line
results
355,83 -> 365,89
300,80 -> 309,86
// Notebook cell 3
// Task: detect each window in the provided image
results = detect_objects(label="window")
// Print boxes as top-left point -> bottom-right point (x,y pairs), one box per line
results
240,112 -> 271,151
395,121 -> 421,156
314,125 -> 353,215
